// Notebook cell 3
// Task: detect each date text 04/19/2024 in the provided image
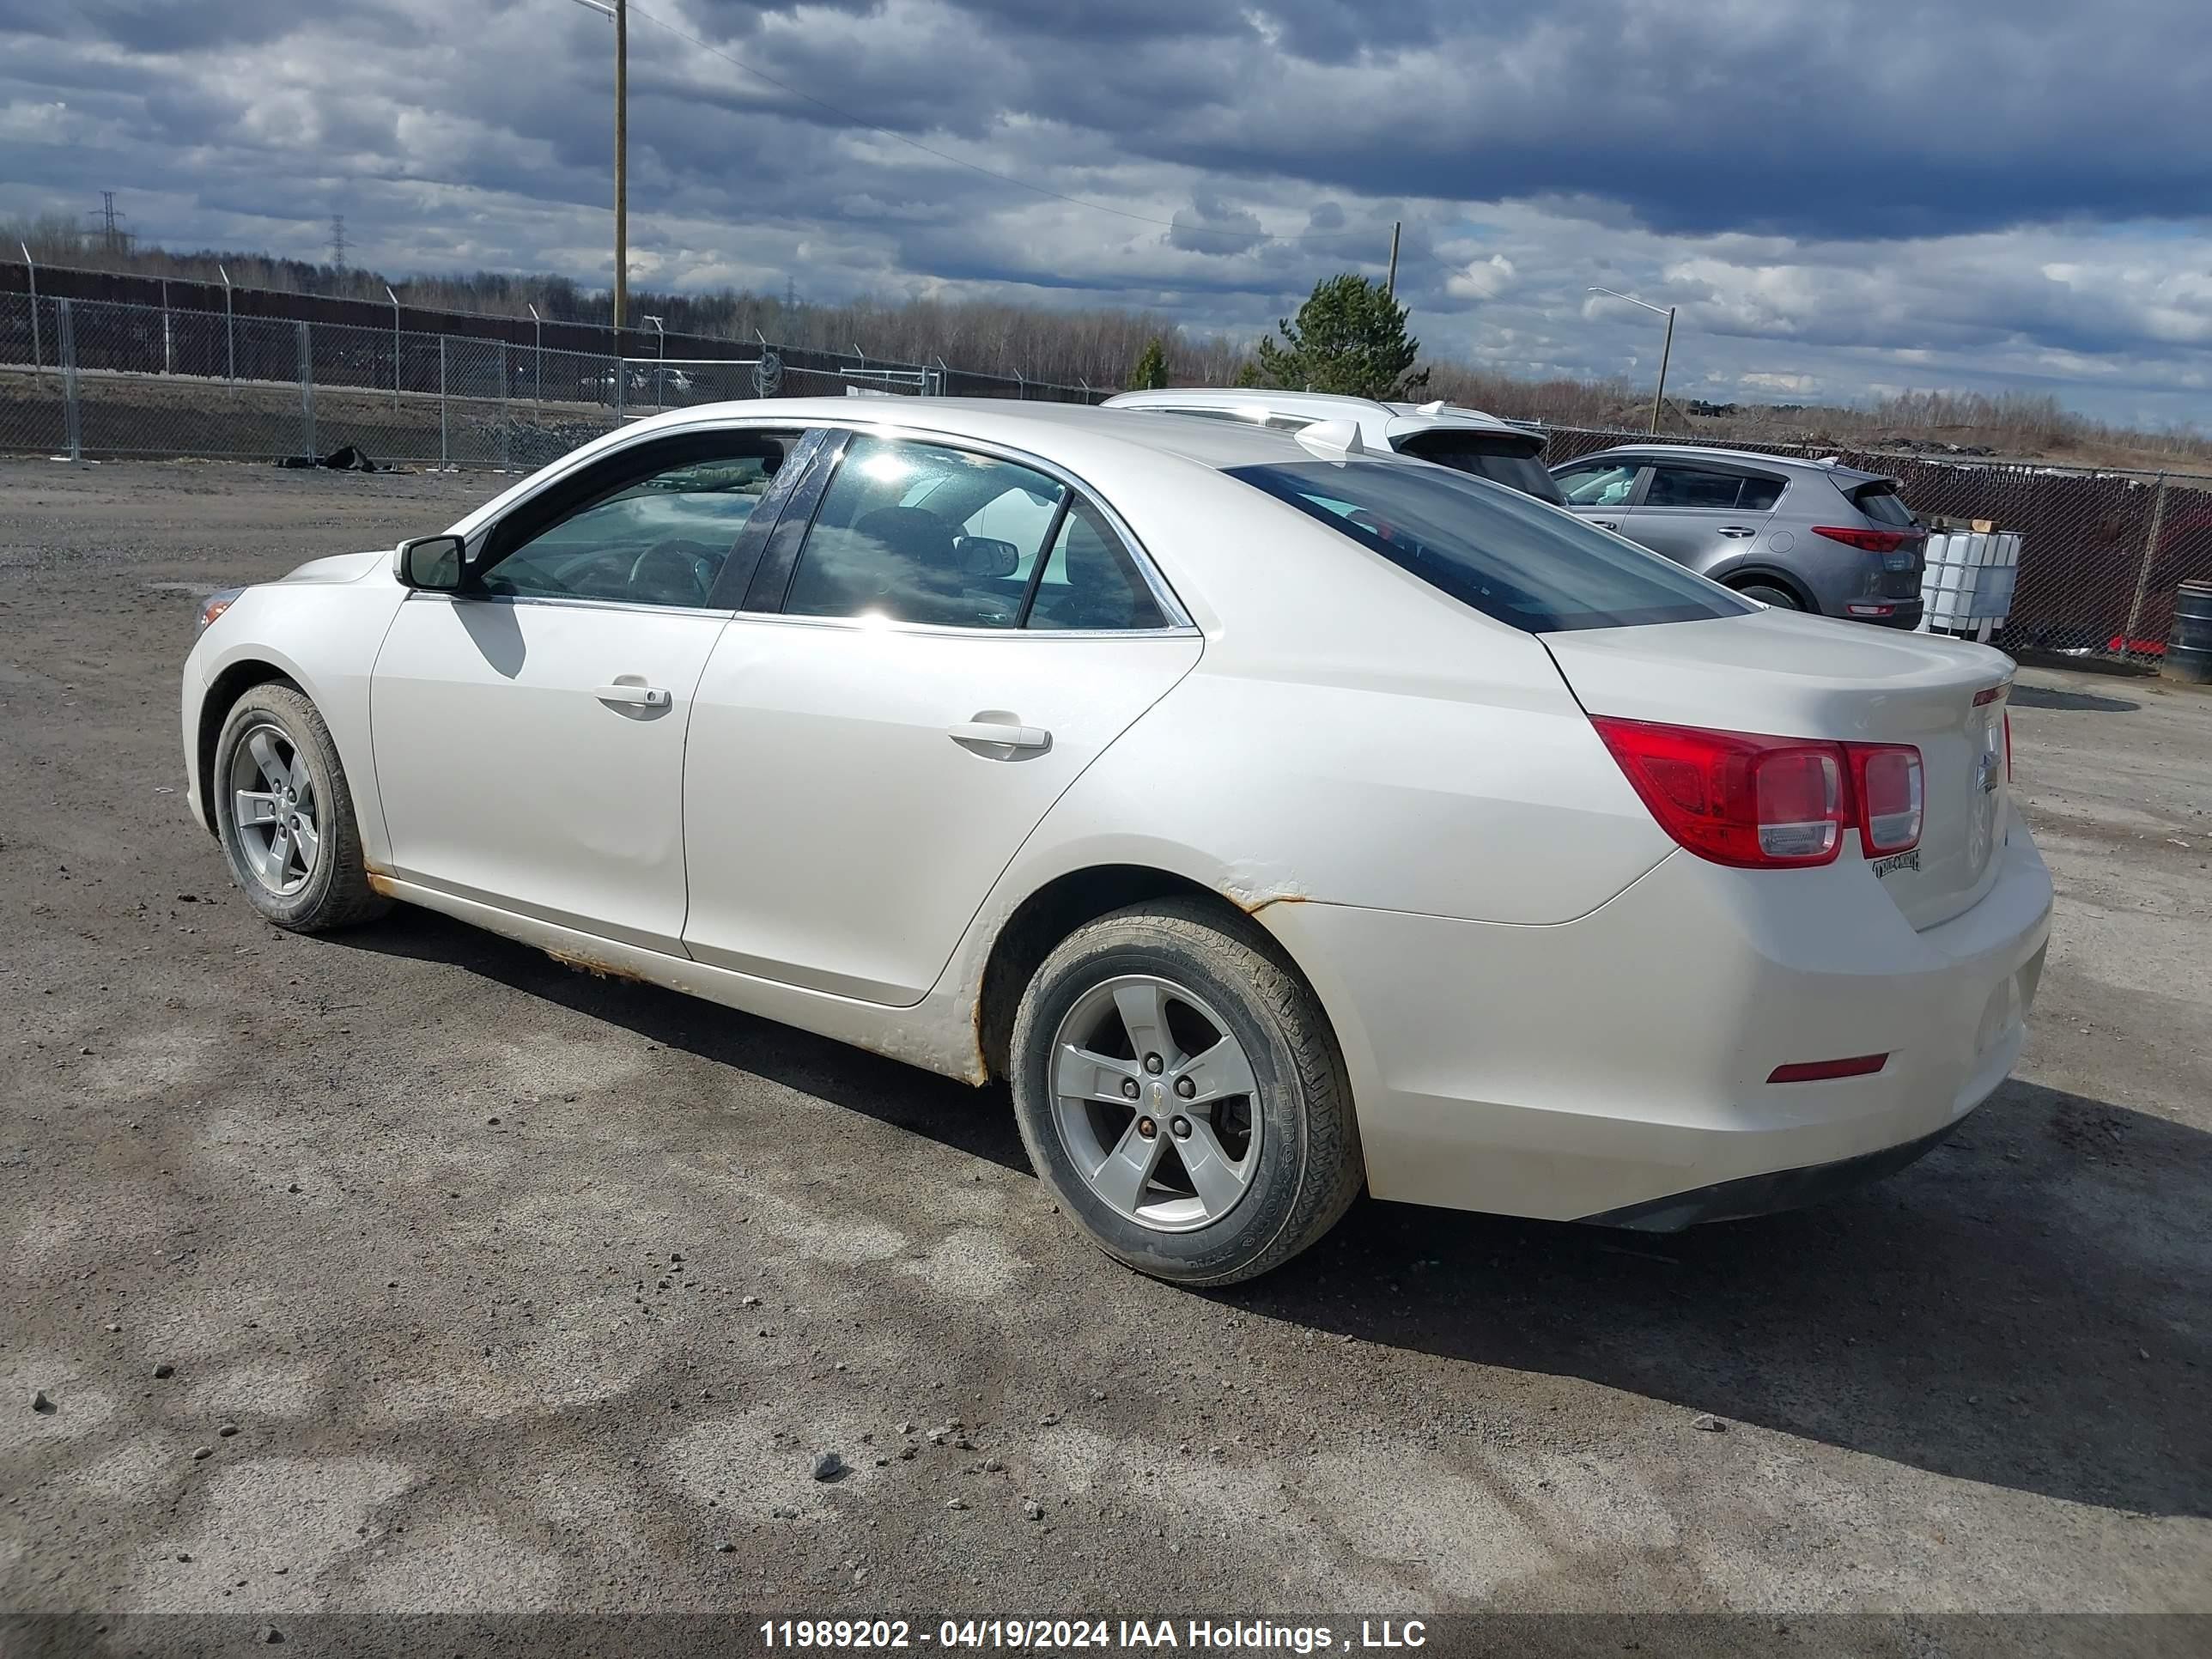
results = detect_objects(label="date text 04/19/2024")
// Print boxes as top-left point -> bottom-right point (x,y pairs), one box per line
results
757,1620 -> 1430,1650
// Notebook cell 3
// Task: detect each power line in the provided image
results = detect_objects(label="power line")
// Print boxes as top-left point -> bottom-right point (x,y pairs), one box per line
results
620,2 -> 1380,246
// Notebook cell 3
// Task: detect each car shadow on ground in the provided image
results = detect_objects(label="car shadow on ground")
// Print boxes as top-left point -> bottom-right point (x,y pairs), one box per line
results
2009,683 -> 2143,713
339,911 -> 2206,1521
338,907 -> 1035,1172
1225,1078 -> 2210,1521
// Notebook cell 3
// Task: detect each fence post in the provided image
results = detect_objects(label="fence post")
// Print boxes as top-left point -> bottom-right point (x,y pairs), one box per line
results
439,335 -> 449,468
498,341 -> 510,471
2120,473 -> 2170,655
20,244 -> 39,375
297,320 -> 315,458
58,298 -> 81,461
161,279 -> 173,374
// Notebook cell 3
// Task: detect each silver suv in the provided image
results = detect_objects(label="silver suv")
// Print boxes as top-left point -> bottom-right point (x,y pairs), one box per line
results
1551,444 -> 1927,628
1103,389 -> 1564,503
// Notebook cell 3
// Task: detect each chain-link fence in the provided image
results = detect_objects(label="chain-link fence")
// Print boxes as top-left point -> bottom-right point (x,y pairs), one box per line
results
0,290 -> 1104,476
1540,425 -> 2212,667
5,289 -> 2207,668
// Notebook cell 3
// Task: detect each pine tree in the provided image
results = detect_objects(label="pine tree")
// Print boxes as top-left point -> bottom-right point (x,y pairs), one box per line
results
1250,274 -> 1425,399
1127,335 -> 1171,390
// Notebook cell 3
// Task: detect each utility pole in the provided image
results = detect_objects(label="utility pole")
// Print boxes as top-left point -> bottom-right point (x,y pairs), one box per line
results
570,0 -> 628,329
1385,221 -> 1401,298
329,215 -> 349,269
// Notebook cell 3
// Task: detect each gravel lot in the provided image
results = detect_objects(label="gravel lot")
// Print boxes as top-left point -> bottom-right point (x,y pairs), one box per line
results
2,460 -> 2208,1633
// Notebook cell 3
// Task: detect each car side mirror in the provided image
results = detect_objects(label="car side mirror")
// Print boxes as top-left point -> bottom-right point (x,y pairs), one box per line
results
954,535 -> 1021,579
396,534 -> 465,591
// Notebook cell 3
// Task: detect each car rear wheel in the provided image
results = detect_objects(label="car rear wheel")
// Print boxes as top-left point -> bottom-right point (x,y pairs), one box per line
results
213,683 -> 390,933
1735,581 -> 1802,610
1008,900 -> 1361,1285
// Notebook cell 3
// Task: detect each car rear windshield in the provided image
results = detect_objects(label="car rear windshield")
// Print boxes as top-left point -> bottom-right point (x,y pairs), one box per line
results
1227,461 -> 1756,633
1850,482 -> 1917,526
1392,431 -> 1565,504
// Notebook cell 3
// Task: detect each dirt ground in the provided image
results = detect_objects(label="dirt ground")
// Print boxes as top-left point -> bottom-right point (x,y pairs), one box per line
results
2,460 -> 2207,1641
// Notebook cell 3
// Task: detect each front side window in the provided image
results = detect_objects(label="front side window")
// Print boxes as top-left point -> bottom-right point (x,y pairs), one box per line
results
1554,461 -> 1641,507
1229,460 -> 1754,633
481,447 -> 784,608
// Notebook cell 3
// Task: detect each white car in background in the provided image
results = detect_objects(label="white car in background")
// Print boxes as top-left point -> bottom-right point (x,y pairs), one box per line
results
180,399 -> 2051,1283
1103,387 -> 1565,502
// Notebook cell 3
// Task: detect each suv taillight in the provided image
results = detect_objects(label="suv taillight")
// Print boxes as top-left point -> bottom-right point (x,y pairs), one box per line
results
1592,718 -> 1923,869
1812,526 -> 1916,554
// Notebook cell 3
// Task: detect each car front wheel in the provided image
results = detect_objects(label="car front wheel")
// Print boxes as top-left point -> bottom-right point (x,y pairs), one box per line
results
1008,900 -> 1362,1285
212,682 -> 390,933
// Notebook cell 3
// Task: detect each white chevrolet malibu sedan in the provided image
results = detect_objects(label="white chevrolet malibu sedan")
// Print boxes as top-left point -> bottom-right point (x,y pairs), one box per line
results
181,398 -> 2051,1283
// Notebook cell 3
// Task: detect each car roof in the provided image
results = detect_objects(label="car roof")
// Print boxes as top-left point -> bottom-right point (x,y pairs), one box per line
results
1563,442 -> 1892,485
583,395 -> 1334,473
1102,387 -> 1527,441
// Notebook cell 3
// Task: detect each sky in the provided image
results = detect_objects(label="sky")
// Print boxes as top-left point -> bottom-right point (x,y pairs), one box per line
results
3,0 -> 2211,426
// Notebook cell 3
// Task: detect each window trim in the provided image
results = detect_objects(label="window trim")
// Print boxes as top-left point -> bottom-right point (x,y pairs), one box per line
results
754,421 -> 1196,637
1638,460 -> 1790,513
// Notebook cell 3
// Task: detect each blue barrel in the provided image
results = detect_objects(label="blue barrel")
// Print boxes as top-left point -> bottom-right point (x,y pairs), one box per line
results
2166,580 -> 2212,685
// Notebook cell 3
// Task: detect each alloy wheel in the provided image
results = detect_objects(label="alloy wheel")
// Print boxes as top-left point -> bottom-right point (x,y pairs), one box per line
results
1049,974 -> 1262,1232
228,721 -> 322,897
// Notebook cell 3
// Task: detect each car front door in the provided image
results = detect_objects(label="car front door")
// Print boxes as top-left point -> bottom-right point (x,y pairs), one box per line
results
369,428 -> 808,952
1626,463 -> 1784,577
680,429 -> 1203,1006
1551,458 -> 1646,533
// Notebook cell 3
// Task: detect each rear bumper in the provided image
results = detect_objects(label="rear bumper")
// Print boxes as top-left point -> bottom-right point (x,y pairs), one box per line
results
1261,811 -> 2052,1222
1841,599 -> 1924,628
1579,1114 -> 1968,1231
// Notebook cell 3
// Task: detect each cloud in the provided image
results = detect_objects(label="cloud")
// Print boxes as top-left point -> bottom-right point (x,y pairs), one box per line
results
1,0 -> 2209,426
1444,254 -> 1516,302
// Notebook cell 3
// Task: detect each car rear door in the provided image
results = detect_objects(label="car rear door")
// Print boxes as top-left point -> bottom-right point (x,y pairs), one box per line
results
679,429 -> 1203,1006
1624,462 -> 1784,578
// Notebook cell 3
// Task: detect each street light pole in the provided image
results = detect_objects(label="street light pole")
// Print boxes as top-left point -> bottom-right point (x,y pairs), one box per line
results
570,0 -> 627,330
1589,286 -> 1677,435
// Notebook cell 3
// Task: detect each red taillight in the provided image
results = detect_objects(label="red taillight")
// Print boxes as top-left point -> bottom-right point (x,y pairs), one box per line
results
1591,719 -> 1844,867
1812,526 -> 1910,554
1592,718 -> 1923,868
1768,1054 -> 1888,1084
1850,744 -> 1923,855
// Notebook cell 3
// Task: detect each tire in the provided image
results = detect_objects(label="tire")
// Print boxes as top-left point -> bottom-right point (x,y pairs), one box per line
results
211,682 -> 391,933
1735,581 -> 1802,611
1009,899 -> 1362,1285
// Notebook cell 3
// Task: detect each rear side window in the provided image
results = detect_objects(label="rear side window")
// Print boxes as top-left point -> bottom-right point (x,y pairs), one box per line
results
1851,483 -> 1917,526
1739,476 -> 1785,511
1229,461 -> 1754,633
1393,431 -> 1564,504
1644,465 -> 1785,511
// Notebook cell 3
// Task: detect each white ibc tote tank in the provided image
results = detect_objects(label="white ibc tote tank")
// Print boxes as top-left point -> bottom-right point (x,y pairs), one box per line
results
1919,527 -> 2021,640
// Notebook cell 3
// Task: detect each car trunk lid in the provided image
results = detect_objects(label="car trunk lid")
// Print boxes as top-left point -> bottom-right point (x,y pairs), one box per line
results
1543,607 -> 2013,929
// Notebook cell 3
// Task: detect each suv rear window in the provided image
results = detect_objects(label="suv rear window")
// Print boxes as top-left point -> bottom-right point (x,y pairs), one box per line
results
1393,431 -> 1565,504
1850,483 -> 1917,526
1228,461 -> 1755,633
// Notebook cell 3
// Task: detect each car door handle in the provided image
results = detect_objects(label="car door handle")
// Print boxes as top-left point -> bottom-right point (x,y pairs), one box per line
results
948,720 -> 1051,752
594,684 -> 672,708
1717,526 -> 1758,538
1594,519 -> 1620,531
